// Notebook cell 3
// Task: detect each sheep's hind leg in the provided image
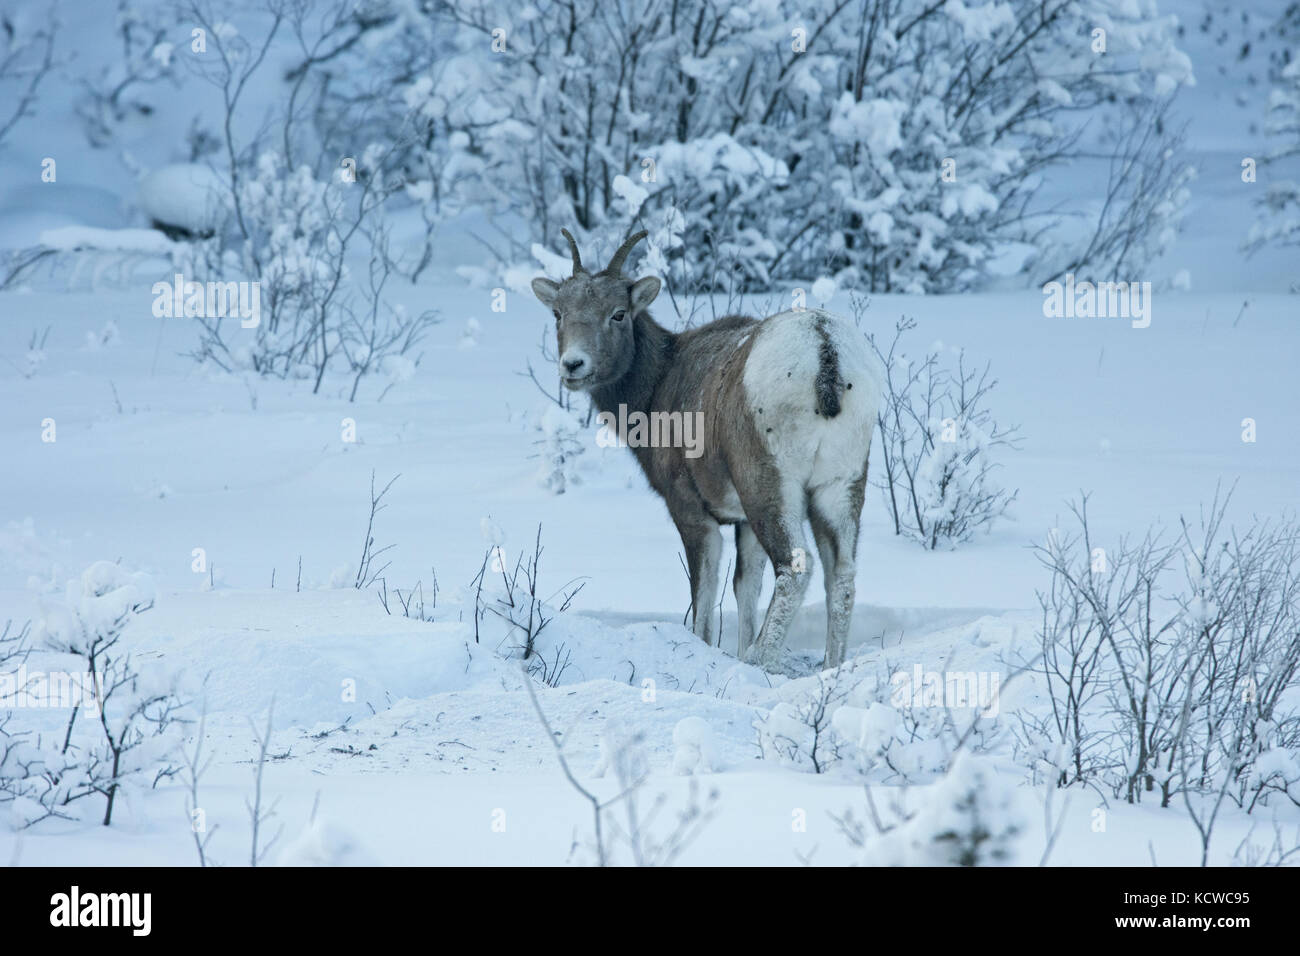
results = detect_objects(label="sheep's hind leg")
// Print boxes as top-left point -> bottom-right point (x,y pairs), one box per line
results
733,521 -> 765,659
809,475 -> 866,670
744,488 -> 812,669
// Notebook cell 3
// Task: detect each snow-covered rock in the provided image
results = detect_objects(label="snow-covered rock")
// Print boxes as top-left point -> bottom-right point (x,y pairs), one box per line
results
136,164 -> 227,235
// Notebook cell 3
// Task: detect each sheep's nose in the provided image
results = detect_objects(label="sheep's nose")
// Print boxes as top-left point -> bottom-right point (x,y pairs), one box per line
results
563,356 -> 586,374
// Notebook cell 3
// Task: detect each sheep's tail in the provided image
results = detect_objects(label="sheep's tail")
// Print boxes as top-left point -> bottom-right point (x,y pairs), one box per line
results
813,316 -> 842,418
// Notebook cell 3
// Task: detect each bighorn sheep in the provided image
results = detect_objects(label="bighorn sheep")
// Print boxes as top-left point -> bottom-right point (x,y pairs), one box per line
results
531,230 -> 882,668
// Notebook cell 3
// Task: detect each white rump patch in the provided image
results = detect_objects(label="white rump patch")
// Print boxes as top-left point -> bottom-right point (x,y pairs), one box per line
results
742,310 -> 883,487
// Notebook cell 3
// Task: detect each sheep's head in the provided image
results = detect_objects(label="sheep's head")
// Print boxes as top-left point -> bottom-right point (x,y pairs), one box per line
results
531,229 -> 660,391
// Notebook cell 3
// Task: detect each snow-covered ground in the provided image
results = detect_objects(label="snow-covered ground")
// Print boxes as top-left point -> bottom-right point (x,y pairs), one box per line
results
2,279 -> 1295,865
1,1 -> 1298,867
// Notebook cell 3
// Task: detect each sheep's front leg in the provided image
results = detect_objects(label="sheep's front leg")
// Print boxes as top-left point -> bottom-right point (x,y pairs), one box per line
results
677,516 -> 723,647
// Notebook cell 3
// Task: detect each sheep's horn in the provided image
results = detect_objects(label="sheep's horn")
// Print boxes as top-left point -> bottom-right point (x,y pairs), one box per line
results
560,228 -> 585,275
603,229 -> 647,276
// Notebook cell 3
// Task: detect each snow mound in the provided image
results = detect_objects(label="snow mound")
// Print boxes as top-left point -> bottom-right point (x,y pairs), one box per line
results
276,817 -> 381,866
136,164 -> 227,234
672,716 -> 720,774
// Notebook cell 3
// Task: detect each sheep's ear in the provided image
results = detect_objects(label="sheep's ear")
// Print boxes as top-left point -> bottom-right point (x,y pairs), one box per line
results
532,277 -> 560,307
630,275 -> 661,311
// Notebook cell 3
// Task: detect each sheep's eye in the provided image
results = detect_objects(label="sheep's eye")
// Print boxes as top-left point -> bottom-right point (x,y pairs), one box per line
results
553,310 -> 561,322
611,309 -> 626,322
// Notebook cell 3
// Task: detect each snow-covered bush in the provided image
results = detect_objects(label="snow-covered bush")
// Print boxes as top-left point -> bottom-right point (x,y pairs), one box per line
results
1174,503 -> 1300,814
840,754 -> 1030,866
528,683 -> 718,866
0,620 -> 38,819
171,1 -> 436,396
1246,43 -> 1300,279
534,404 -> 587,494
353,0 -> 1196,294
1022,493 -> 1300,812
177,147 -> 434,393
0,562 -> 188,828
756,664 -> 889,774
251,0 -> 465,259
1015,521 -> 1116,791
758,661 -> 1002,779
84,0 -> 1196,302
1023,500 -> 1189,804
915,756 -> 1028,866
75,0 -> 182,147
595,137 -> 791,295
797,4 -> 1192,294
335,225 -> 437,402
481,525 -> 585,665
758,699 -> 837,774
0,2 -> 56,150
1034,98 -> 1195,286
832,698 -> 957,782
867,316 -> 1020,550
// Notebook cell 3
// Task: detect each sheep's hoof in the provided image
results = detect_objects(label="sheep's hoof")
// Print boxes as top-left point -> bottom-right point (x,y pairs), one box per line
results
742,642 -> 778,670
